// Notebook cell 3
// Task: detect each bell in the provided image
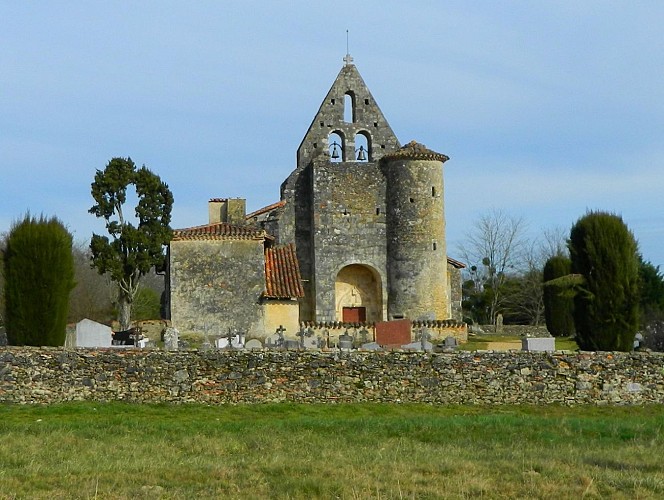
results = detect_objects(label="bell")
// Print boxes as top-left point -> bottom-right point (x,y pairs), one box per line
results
331,143 -> 340,159
357,146 -> 366,161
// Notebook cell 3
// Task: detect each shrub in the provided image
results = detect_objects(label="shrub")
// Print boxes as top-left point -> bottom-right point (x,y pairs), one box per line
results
543,255 -> 575,337
568,211 -> 639,351
4,215 -> 75,346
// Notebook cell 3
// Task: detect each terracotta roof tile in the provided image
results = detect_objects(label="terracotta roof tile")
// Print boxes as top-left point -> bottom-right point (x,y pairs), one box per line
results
172,222 -> 268,241
381,140 -> 449,163
447,257 -> 466,269
246,200 -> 286,220
264,243 -> 305,299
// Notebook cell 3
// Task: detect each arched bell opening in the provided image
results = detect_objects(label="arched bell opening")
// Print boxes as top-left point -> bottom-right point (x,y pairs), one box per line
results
328,131 -> 345,162
354,131 -> 371,162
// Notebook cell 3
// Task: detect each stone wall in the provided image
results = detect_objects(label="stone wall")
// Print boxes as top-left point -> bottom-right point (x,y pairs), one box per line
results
168,239 -> 266,336
2,347 -> 662,405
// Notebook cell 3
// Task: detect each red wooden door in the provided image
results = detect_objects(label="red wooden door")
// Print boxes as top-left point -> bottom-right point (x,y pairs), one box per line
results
343,307 -> 366,323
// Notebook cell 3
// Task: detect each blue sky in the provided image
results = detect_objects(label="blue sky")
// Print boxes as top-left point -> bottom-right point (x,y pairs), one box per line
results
2,1 -> 663,268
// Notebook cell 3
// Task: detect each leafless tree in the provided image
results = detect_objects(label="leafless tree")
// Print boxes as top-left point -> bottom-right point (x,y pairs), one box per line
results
68,240 -> 115,324
458,209 -> 528,325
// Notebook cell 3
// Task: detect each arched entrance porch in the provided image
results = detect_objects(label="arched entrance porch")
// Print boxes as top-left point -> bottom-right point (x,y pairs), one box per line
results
335,264 -> 383,323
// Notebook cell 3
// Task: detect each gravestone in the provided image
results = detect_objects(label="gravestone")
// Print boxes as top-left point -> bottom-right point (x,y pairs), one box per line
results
284,339 -> 300,350
0,326 -> 7,346
401,340 -> 433,352
495,313 -> 504,333
521,337 -> 555,352
443,336 -> 458,348
360,341 -> 382,351
296,327 -> 317,349
163,327 -> 179,351
338,332 -> 354,350
76,319 -> 112,348
215,332 -> 244,349
245,339 -> 263,350
375,319 -> 411,348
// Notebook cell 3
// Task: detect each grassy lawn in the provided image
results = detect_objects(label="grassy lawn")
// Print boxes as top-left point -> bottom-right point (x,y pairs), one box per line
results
0,403 -> 662,499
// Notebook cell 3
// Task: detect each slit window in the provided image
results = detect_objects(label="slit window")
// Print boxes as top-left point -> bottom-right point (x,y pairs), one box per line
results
344,92 -> 355,123
432,186 -> 436,197
432,241 -> 437,251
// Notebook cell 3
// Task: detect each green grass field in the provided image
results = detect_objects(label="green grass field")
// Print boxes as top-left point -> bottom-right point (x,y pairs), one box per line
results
0,403 -> 662,499
459,334 -> 579,352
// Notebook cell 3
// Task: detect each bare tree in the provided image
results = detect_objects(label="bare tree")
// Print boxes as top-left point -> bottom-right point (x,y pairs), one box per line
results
458,209 -> 528,326
68,240 -> 115,324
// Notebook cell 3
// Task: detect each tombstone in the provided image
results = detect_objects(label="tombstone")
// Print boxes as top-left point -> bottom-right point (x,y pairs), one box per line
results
360,341 -> 382,351
521,337 -> 555,352
443,336 -> 458,349
401,340 -> 433,352
338,333 -> 354,350
284,339 -> 300,350
296,326 -> 317,349
163,327 -> 179,351
265,326 -> 285,349
245,339 -> 263,350
417,327 -> 432,351
76,319 -> 112,348
634,332 -> 644,350
0,326 -> 7,346
358,327 -> 370,344
215,329 -> 244,349
375,319 -> 411,348
495,313 -> 504,333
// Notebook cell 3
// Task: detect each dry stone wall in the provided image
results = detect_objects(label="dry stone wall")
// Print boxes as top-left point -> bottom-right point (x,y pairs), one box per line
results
1,347 -> 663,405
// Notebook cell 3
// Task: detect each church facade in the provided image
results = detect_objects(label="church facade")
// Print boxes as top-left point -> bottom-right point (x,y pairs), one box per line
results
166,57 -> 464,339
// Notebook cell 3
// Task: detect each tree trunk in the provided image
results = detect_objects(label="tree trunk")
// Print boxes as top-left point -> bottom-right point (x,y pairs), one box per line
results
118,298 -> 132,331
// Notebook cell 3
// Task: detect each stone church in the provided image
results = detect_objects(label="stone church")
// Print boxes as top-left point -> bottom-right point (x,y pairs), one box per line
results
166,55 -> 464,340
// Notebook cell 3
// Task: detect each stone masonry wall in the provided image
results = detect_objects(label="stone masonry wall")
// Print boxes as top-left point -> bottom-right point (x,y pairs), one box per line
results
1,348 -> 663,405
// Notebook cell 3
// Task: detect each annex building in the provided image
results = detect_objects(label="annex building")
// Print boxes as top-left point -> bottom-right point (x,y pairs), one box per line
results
166,55 -> 464,340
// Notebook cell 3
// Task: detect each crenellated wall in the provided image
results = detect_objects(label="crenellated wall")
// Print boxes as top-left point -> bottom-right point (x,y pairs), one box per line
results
1,347 -> 663,405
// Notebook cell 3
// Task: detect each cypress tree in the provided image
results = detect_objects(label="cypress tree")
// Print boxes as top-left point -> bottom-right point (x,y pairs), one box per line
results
543,255 -> 575,337
569,211 -> 639,351
4,215 -> 75,346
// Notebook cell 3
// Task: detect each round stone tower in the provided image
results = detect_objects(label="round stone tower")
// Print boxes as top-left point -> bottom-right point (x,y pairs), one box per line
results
382,141 -> 450,320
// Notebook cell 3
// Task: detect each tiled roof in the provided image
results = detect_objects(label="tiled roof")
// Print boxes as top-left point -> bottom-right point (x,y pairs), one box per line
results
172,222 -> 268,241
246,200 -> 286,220
264,243 -> 305,299
381,140 -> 449,163
447,257 -> 466,269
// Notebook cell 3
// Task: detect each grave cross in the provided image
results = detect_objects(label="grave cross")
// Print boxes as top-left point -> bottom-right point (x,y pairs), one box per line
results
358,327 -> 369,344
225,328 -> 235,350
418,327 -> 432,351
275,325 -> 286,348
296,326 -> 306,349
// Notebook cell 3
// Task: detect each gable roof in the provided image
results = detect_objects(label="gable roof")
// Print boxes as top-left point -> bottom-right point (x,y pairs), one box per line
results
172,222 -> 269,241
246,200 -> 286,220
264,243 -> 305,299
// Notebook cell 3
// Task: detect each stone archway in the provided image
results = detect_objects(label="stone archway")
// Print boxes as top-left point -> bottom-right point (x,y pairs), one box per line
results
335,264 -> 382,323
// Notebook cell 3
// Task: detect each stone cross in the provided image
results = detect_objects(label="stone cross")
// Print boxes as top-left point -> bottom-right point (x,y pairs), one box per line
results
358,327 -> 369,344
418,327 -> 432,351
296,327 -> 306,349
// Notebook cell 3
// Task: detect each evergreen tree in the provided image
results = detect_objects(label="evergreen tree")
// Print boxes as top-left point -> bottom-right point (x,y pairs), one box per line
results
543,255 -> 575,337
4,215 -> 75,346
569,211 -> 639,351
89,157 -> 173,330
